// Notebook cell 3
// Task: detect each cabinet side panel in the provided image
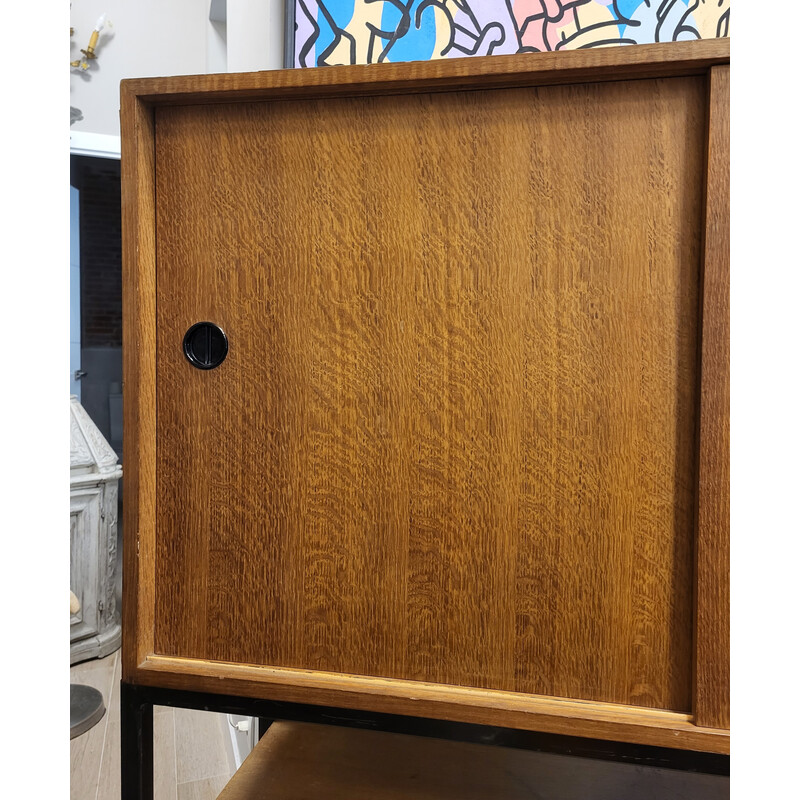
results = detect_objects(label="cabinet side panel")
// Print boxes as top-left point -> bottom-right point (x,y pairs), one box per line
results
694,64 -> 730,730
154,76 -> 705,712
121,88 -> 157,676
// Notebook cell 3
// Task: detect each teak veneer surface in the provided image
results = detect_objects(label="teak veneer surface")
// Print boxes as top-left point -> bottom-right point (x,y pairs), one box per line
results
122,41 -> 729,753
154,76 -> 704,712
218,720 -> 538,799
694,65 -> 730,730
220,720 -> 709,800
121,39 -> 728,105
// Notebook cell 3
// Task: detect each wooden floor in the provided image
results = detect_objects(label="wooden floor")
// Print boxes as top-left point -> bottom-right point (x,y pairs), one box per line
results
70,649 -> 236,800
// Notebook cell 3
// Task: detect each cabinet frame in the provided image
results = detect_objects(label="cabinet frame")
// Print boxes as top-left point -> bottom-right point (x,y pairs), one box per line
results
121,39 -> 729,754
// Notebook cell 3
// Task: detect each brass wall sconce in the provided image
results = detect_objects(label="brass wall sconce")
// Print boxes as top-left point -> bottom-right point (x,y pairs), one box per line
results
71,13 -> 111,71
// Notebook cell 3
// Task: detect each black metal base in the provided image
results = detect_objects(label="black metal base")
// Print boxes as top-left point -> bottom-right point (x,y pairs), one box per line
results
121,683 -> 153,800
120,682 -> 729,800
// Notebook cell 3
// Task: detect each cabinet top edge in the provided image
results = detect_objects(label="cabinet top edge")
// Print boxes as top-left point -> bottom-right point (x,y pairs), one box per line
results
120,39 -> 729,106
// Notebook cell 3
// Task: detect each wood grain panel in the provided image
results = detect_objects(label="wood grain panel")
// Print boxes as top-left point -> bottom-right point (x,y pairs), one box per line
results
121,84 -> 157,678
216,719 -> 728,800
694,65 -> 730,730
122,39 -> 728,107
154,76 -> 705,713
217,720 -> 544,800
219,720 -> 642,800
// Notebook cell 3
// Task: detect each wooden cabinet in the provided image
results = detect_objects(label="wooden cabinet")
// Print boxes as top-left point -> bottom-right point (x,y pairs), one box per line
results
122,40 -> 729,754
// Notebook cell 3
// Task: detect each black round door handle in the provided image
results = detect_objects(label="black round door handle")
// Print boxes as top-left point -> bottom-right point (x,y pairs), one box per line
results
183,322 -> 228,370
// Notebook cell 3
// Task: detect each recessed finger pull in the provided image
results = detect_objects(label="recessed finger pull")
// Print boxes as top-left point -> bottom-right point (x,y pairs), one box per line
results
183,322 -> 228,370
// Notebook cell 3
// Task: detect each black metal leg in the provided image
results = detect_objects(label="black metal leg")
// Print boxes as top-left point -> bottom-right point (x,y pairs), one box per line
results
121,682 -> 154,800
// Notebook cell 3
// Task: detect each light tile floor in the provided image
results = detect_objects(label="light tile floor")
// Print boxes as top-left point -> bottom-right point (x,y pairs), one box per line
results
70,649 -> 235,800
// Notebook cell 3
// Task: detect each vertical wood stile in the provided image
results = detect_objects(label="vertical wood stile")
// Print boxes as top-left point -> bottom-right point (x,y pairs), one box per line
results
121,84 -> 158,677
693,64 -> 730,730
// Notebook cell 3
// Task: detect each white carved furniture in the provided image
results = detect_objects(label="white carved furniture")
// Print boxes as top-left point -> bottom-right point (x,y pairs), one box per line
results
70,394 -> 122,664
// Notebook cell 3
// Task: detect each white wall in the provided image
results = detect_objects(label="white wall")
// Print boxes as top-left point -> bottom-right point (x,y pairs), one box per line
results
227,0 -> 285,73
70,0 -> 208,137
70,0 -> 286,138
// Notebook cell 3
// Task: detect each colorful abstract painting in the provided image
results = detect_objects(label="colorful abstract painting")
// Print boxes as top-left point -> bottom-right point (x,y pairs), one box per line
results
289,0 -> 730,68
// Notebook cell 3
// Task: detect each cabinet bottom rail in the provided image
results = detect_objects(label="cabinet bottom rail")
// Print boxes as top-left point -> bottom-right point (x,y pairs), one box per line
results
119,681 -> 729,800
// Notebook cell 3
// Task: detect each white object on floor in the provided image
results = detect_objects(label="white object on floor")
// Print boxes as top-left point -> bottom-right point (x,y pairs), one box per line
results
227,715 -> 257,769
